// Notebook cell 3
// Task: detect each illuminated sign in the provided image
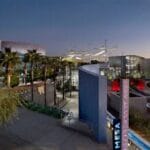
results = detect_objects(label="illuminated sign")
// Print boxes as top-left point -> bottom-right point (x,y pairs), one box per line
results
113,119 -> 121,150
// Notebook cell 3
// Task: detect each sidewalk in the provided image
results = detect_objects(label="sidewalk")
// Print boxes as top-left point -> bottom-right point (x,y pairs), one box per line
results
0,107 -> 109,150
61,92 -> 112,149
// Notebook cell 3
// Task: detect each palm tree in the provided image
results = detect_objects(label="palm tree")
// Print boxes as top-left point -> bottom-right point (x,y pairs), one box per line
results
68,61 -> 75,98
61,60 -> 68,100
50,57 -> 61,105
0,51 -> 4,75
0,51 -> 4,63
23,53 -> 29,84
1,48 -> 20,88
61,59 -> 76,98
25,49 -> 40,101
40,56 -> 50,106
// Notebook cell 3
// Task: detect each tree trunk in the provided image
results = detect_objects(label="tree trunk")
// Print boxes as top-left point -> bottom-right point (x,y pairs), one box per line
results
69,64 -> 72,98
62,71 -> 65,100
62,67 -> 65,100
24,63 -> 27,84
44,65 -> 47,106
6,64 -> 11,88
7,74 -> 11,88
54,78 -> 57,105
31,63 -> 34,101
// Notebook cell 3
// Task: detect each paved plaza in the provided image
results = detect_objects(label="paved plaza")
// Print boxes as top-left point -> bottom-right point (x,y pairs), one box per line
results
0,107 -> 110,150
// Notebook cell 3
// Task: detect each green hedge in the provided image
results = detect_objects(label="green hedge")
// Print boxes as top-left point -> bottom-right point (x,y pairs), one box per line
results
21,100 -> 67,119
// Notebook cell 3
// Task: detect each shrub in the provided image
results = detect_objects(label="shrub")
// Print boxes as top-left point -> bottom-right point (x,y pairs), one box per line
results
129,107 -> 150,140
10,74 -> 19,87
3,73 -> 20,88
0,90 -> 20,125
21,100 -> 67,119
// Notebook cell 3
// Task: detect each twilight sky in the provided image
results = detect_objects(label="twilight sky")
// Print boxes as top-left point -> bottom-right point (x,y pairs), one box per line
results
0,0 -> 150,57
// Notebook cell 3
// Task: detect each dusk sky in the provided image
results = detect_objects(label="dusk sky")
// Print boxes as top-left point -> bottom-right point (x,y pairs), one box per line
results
0,0 -> 150,57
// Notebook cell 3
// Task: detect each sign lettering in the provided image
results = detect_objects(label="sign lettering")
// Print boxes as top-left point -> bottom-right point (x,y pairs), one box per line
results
113,119 -> 121,150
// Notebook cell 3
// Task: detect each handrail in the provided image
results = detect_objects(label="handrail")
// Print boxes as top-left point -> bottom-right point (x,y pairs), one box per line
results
128,129 -> 150,150
107,111 -> 150,150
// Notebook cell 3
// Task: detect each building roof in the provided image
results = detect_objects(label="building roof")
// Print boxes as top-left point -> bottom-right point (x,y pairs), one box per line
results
80,64 -> 109,76
0,40 -> 46,55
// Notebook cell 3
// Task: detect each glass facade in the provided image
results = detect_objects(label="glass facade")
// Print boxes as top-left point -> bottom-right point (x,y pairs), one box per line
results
109,55 -> 145,79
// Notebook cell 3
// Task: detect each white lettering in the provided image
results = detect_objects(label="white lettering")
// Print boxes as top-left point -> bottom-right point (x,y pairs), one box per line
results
115,135 -> 120,140
115,141 -> 121,149
115,123 -> 120,129
115,130 -> 120,135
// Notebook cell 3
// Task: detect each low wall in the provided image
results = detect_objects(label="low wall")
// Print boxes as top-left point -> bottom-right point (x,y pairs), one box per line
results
108,92 -> 150,116
18,82 -> 54,106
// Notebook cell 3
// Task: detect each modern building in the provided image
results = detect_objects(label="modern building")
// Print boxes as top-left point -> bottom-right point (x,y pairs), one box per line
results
64,50 -> 146,79
0,40 -> 46,58
63,54 -> 149,90
64,49 -> 108,63
144,58 -> 150,79
109,55 -> 145,79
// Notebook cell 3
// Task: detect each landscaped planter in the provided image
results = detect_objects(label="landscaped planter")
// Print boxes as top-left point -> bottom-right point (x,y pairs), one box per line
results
21,100 -> 68,119
108,91 -> 148,114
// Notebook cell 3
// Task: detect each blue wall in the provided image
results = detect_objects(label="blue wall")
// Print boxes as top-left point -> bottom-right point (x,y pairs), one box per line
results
79,68 -> 107,143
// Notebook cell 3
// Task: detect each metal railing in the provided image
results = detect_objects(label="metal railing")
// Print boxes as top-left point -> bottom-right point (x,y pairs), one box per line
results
107,111 -> 150,150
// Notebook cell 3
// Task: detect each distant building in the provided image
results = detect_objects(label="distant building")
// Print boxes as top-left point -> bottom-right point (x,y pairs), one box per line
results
64,49 -> 107,63
144,58 -> 150,79
109,55 -> 145,79
0,40 -> 46,85
0,40 -> 46,57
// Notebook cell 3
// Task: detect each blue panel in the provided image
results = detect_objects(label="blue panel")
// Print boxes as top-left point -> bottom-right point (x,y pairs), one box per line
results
79,69 -> 107,143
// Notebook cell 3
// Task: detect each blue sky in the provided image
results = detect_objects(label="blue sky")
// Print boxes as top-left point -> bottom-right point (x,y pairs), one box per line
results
0,0 -> 150,57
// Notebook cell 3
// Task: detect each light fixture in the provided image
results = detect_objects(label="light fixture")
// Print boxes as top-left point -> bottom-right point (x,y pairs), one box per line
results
75,57 -> 82,60
84,53 -> 90,56
68,54 -> 75,58
93,50 -> 105,56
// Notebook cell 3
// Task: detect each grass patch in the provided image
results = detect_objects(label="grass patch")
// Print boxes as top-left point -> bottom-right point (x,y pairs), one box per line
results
0,89 -> 20,125
129,108 -> 150,142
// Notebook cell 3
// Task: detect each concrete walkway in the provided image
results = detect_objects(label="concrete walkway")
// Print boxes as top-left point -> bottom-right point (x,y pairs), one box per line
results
0,108 -> 109,150
61,92 -> 112,149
